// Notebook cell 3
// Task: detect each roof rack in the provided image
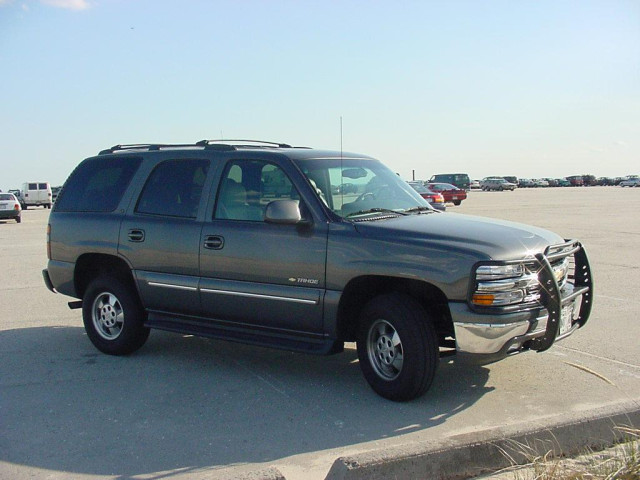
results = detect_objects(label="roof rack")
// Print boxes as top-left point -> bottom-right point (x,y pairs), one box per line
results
98,139 -> 296,155
196,139 -> 293,148
98,144 -> 199,155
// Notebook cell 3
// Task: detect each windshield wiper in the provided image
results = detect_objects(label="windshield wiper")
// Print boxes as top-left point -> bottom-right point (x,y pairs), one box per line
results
345,208 -> 408,218
404,206 -> 436,214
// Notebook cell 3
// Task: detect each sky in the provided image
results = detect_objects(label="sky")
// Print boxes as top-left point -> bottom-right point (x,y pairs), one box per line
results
1,0 -> 638,190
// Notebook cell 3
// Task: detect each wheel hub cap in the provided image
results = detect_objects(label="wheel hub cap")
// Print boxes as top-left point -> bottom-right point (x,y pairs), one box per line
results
376,335 -> 396,366
100,305 -> 117,328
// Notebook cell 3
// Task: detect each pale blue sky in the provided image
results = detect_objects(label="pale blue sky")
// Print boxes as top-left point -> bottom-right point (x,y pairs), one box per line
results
1,0 -> 638,190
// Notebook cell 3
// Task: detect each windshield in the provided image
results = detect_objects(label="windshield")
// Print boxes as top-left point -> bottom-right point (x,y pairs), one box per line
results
294,157 -> 430,218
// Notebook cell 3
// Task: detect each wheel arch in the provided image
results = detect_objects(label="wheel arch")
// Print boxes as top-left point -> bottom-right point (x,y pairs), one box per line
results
74,253 -> 136,300
336,275 -> 453,345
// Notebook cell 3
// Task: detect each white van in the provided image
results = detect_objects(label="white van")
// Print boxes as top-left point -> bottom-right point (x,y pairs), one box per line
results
21,182 -> 53,209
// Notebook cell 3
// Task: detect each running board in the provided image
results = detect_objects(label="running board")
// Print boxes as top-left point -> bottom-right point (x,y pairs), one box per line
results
145,312 -> 343,355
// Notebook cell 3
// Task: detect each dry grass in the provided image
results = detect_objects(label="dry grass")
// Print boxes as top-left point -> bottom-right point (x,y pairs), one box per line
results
487,427 -> 639,480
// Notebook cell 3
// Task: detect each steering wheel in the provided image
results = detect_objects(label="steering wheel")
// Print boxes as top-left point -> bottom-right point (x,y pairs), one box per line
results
356,186 -> 393,203
356,191 -> 376,202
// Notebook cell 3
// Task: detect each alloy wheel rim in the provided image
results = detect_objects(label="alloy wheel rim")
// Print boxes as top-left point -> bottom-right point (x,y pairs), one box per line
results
367,319 -> 403,380
92,292 -> 124,340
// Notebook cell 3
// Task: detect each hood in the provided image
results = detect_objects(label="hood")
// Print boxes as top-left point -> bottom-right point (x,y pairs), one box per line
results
353,211 -> 564,261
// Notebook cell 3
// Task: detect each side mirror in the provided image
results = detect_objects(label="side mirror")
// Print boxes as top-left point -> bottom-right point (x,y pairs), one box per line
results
264,200 -> 310,225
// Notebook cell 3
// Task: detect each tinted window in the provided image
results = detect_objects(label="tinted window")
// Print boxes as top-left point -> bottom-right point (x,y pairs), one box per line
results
215,160 -> 298,221
55,157 -> 142,212
38,183 -> 48,190
28,183 -> 37,190
136,159 -> 209,218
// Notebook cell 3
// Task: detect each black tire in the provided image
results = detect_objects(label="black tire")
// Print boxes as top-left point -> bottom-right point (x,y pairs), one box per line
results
453,200 -> 461,206
15,215 -> 21,223
82,275 -> 150,355
356,293 -> 439,401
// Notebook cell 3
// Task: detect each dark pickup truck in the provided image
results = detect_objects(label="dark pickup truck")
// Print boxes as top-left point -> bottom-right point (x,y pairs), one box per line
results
43,140 -> 592,401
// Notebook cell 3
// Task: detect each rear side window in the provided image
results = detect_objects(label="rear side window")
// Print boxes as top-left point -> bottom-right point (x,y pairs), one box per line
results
55,157 -> 142,212
136,159 -> 209,218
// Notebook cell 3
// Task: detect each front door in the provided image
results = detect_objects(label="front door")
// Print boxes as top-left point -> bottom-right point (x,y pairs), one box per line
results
199,159 -> 327,334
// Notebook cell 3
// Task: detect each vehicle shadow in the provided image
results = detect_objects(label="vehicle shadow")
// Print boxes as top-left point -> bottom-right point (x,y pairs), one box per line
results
0,326 -> 493,477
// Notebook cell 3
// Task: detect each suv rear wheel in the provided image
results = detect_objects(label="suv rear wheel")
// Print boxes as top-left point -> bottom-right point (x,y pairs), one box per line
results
82,275 -> 150,355
356,293 -> 438,401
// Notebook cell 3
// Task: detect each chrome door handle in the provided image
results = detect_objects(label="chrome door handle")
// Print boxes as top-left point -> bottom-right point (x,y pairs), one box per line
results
128,229 -> 145,242
204,235 -> 224,250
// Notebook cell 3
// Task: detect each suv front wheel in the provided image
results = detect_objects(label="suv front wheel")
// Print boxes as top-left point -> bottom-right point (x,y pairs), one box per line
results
356,293 -> 438,401
82,275 -> 150,355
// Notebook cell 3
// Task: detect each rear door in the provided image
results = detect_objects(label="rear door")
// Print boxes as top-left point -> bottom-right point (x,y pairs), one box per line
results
119,158 -> 210,316
199,158 -> 328,334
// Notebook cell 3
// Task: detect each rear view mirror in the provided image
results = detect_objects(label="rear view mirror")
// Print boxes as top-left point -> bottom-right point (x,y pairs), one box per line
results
342,168 -> 368,179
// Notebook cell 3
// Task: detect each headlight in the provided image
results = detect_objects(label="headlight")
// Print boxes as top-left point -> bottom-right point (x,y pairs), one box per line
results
476,264 -> 524,280
472,262 -> 539,307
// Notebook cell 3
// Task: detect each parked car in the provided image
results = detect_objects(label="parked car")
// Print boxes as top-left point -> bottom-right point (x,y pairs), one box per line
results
518,178 -> 535,188
428,173 -> 470,191
566,175 -> 584,187
51,186 -> 62,203
480,177 -> 517,191
619,177 -> 640,187
596,177 -> 616,186
0,193 -> 22,223
425,182 -> 467,205
20,182 -> 52,209
407,182 -> 446,210
43,139 -> 592,401
8,189 -> 25,209
532,179 -> 549,187
469,179 -> 481,190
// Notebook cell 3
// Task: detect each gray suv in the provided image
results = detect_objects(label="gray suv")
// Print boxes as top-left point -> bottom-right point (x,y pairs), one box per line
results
43,140 -> 593,401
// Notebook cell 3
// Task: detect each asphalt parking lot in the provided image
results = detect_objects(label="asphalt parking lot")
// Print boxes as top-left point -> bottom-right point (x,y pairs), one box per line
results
1,187 -> 639,480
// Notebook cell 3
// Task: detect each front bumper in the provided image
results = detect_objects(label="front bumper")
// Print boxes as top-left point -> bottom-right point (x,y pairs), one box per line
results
452,240 -> 593,365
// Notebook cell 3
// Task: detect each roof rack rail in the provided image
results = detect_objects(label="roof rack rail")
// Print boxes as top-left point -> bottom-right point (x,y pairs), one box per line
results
98,143 -> 198,155
196,139 -> 293,148
98,140 -> 298,155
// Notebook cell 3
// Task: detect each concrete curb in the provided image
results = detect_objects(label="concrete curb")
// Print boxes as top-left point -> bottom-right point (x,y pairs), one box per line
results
324,401 -> 640,480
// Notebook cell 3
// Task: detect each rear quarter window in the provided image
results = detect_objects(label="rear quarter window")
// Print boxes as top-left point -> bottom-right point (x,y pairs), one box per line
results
55,156 -> 142,212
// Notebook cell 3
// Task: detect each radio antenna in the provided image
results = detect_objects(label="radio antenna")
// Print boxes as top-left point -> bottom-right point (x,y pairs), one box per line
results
340,116 -> 344,206
340,116 -> 343,156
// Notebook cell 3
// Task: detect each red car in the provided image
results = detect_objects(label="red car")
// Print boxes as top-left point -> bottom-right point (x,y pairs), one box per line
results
425,182 -> 467,205
407,182 -> 446,211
